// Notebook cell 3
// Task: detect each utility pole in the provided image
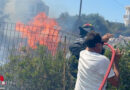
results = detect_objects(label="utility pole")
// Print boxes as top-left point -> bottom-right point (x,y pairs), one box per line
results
79,0 -> 83,19
72,0 -> 83,32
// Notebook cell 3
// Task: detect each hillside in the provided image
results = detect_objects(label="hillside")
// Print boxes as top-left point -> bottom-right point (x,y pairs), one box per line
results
57,13 -> 130,37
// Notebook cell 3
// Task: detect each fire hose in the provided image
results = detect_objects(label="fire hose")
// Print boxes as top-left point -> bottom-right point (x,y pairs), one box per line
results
99,43 -> 116,90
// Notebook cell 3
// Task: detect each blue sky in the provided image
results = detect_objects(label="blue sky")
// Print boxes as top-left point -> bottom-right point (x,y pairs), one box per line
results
43,0 -> 130,23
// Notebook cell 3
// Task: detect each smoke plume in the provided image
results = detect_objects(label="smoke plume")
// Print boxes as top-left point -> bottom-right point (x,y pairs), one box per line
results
3,0 -> 49,23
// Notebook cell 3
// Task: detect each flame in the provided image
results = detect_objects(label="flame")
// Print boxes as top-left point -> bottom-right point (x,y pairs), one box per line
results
16,12 -> 61,55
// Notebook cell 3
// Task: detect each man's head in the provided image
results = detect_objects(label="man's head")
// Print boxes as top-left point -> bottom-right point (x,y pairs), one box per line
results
83,31 -> 104,53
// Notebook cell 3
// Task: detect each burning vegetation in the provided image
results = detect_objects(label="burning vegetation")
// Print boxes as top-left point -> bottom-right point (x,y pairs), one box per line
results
16,12 -> 61,55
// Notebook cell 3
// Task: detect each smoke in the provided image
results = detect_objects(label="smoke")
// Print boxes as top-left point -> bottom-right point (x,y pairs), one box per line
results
4,0 -> 16,21
3,0 -> 49,23
0,0 -> 49,64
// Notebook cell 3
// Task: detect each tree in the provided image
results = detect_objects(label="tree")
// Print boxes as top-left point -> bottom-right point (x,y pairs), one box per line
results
57,13 -> 130,36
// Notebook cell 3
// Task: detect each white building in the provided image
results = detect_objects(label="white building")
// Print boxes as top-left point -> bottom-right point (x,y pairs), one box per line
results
124,6 -> 130,26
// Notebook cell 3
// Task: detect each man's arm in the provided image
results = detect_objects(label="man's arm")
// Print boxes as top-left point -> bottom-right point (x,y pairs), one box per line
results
102,33 -> 113,43
107,48 -> 122,87
107,62 -> 119,87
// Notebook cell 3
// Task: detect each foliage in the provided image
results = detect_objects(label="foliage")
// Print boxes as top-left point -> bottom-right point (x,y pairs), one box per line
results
68,56 -> 78,78
0,41 -> 130,90
80,14 -> 110,35
57,13 -> 130,36
57,12 -> 77,32
105,44 -> 130,90
1,46 -> 75,90
118,44 -> 130,90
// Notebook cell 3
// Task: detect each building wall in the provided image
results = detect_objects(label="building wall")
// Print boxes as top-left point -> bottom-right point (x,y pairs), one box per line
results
124,6 -> 130,26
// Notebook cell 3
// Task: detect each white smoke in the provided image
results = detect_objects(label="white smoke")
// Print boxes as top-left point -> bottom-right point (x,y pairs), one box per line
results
3,0 -> 49,23
0,0 -> 49,63
4,0 -> 16,22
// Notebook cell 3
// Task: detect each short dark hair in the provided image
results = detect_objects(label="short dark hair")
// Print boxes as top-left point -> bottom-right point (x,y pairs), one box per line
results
83,31 -> 103,48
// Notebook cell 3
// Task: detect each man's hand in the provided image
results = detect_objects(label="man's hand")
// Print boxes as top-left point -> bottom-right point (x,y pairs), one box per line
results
114,48 -> 123,63
108,48 -> 122,87
102,33 -> 113,43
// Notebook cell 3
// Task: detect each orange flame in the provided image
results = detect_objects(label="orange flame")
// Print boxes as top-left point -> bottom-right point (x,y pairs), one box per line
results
16,12 -> 61,55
